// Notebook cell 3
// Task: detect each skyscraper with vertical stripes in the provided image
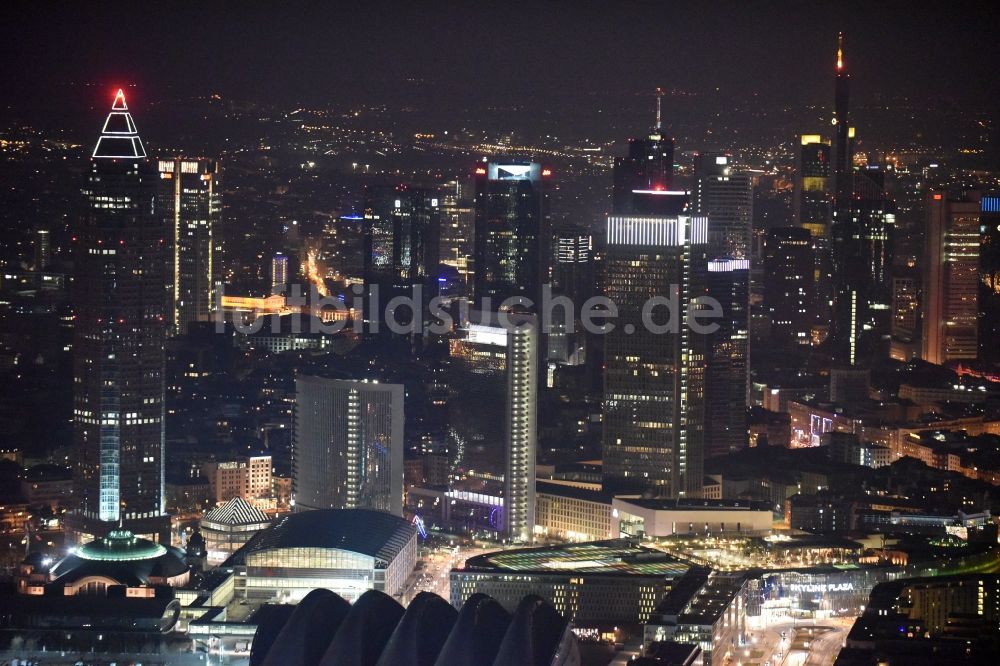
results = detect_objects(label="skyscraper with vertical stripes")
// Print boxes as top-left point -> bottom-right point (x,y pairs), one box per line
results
602,191 -> 708,497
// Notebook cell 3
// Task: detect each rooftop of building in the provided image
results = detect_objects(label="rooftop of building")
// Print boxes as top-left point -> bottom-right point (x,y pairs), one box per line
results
614,497 -> 773,512
248,587 -> 575,666
651,567 -> 747,625
201,497 -> 271,529
47,529 -> 189,587
460,539 -> 688,577
22,463 -> 72,482
535,479 -> 614,504
224,508 -> 415,567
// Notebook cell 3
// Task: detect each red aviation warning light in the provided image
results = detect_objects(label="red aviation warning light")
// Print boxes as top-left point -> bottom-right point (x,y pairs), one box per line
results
112,88 -> 128,111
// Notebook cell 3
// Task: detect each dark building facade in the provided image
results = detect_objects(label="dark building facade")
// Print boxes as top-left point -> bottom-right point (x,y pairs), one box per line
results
473,161 -> 550,310
764,227 -> 814,349
979,196 -> 1000,367
363,185 -> 441,331
692,152 -> 753,260
68,90 -> 169,543
612,90 -> 675,214
705,259 -> 750,458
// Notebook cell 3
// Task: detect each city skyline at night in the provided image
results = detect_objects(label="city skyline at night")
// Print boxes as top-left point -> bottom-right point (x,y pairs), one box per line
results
1,4 -> 1000,666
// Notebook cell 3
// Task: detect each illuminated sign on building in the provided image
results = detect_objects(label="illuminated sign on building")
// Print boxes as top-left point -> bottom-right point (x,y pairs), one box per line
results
788,582 -> 855,593
488,163 -> 541,181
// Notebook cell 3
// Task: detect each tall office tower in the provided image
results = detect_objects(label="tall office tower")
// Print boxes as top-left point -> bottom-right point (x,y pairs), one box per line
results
548,225 -> 593,365
158,157 -> 222,335
553,225 -> 594,305
692,152 -> 753,259
34,228 -> 51,270
980,196 -> 1000,367
829,165 -> 896,365
602,192 -> 708,498
889,270 -> 921,361
831,33 -> 854,225
922,190 -> 981,365
827,33 -> 867,366
326,213 -> 365,282
270,252 -> 289,294
704,259 -> 750,458
853,166 -> 896,330
438,178 -> 474,289
364,186 -> 440,331
473,161 -> 551,310
67,89 -> 169,543
793,135 -> 833,321
764,227 -> 814,348
612,89 -> 675,214
293,375 -> 404,516
794,135 -> 833,236
448,312 -> 537,541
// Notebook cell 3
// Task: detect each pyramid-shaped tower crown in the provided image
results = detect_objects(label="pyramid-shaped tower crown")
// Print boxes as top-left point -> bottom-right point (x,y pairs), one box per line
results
92,88 -> 147,159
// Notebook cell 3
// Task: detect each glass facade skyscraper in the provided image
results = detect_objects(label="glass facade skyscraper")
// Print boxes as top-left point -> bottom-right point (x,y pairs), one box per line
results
68,89 -> 169,543
922,191 -> 981,364
448,312 -> 537,541
473,161 -> 551,310
602,193 -> 708,497
705,259 -> 750,458
159,157 -> 222,335
979,196 -> 1000,367
293,376 -> 404,516
764,227 -> 815,349
693,152 -> 753,260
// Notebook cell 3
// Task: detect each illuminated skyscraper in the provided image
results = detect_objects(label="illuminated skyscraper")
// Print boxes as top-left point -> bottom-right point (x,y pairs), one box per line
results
448,312 -> 537,541
794,135 -> 833,322
473,161 -> 551,310
827,34 -> 895,366
271,251 -> 289,294
692,152 -> 753,259
553,225 -> 594,306
764,227 -> 814,348
293,375 -> 404,516
602,192 -> 708,497
922,191 -> 981,364
889,269 -> 920,361
438,178 -> 474,290
67,89 -> 169,543
980,196 -> 1000,367
704,258 -> 749,457
794,135 -> 833,237
34,228 -> 51,270
158,157 -> 222,335
831,33 -> 854,225
364,186 -> 440,331
612,89 -> 675,214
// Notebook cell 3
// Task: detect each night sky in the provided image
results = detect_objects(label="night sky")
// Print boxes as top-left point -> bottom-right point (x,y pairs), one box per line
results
4,2 -> 999,128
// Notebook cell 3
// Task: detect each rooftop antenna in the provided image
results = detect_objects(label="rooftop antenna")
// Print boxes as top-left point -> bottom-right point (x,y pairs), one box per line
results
655,87 -> 664,131
836,32 -> 844,72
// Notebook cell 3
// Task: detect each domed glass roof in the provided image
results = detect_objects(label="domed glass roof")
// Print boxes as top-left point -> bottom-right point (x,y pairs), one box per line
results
76,529 -> 168,562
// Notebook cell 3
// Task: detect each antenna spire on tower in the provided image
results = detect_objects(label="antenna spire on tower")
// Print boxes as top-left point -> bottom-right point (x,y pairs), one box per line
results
655,87 -> 664,131
836,32 -> 844,71
112,88 -> 128,111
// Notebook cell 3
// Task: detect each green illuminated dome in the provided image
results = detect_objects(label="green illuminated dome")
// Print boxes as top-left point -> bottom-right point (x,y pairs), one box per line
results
76,529 -> 168,562
48,529 -> 189,587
